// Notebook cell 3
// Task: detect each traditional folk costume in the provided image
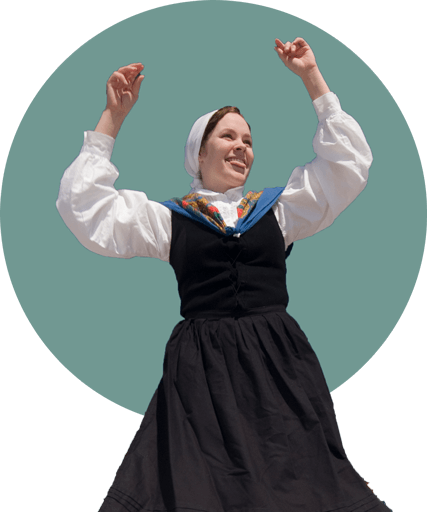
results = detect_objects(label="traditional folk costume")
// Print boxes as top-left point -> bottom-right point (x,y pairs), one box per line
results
56,92 -> 392,512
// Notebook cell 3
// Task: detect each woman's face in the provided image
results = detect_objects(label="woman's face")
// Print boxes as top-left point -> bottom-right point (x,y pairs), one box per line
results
198,113 -> 254,193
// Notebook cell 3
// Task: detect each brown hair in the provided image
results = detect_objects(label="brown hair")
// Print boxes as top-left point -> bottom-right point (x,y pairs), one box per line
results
199,106 -> 251,154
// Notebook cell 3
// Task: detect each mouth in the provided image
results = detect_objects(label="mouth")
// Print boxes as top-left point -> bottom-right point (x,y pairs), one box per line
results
225,157 -> 246,170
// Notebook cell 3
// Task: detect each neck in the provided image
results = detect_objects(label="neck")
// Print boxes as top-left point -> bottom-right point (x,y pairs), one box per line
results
196,183 -> 244,194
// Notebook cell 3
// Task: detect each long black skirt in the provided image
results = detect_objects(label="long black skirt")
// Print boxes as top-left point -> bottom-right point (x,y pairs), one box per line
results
98,308 -> 392,512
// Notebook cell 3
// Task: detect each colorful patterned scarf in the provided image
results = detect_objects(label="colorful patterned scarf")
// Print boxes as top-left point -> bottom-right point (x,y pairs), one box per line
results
169,190 -> 263,234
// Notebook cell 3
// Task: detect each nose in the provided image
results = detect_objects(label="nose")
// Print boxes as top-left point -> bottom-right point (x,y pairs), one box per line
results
234,140 -> 246,151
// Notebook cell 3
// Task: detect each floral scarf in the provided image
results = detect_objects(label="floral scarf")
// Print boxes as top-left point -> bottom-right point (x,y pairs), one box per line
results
161,186 -> 286,238
168,190 -> 263,234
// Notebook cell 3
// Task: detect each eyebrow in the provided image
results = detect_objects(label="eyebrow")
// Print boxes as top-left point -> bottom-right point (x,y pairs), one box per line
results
218,127 -> 252,138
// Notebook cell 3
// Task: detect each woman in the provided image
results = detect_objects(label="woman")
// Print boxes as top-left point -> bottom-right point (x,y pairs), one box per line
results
57,37 -> 392,512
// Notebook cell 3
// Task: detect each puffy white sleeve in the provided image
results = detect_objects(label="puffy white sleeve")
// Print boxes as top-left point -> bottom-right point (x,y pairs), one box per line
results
273,91 -> 373,250
56,131 -> 172,261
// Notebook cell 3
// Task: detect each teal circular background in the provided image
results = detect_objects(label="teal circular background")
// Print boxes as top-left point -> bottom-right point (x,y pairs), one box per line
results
1,1 -> 425,414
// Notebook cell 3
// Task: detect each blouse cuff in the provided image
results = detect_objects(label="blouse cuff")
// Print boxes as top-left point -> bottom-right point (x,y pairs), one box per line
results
80,130 -> 116,160
312,91 -> 342,122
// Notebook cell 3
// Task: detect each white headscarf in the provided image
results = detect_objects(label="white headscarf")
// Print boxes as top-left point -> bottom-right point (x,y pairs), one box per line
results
184,109 -> 218,190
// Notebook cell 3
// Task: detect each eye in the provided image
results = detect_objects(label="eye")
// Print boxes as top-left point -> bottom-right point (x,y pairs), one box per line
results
221,133 -> 252,146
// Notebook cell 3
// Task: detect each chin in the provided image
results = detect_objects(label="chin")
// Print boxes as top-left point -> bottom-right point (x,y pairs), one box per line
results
228,176 -> 246,188
234,172 -> 249,186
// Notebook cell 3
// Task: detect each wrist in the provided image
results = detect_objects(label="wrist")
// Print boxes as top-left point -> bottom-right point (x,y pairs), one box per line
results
95,109 -> 127,139
299,66 -> 330,102
299,64 -> 320,81
104,108 -> 127,123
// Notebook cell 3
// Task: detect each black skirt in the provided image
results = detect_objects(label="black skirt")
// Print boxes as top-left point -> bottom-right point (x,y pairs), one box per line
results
98,307 -> 392,512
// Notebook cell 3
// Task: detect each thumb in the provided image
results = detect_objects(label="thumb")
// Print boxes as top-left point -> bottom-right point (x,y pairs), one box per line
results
133,74 -> 145,96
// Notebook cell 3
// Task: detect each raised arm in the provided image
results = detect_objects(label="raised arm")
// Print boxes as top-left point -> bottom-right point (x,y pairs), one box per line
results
272,38 -> 373,249
274,37 -> 330,101
56,64 -> 172,261
95,63 -> 145,138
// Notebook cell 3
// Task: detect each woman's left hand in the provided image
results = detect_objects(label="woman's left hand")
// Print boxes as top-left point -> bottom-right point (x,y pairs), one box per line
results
274,37 -> 318,78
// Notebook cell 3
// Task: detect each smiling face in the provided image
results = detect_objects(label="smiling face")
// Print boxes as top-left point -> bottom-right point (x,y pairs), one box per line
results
198,113 -> 254,193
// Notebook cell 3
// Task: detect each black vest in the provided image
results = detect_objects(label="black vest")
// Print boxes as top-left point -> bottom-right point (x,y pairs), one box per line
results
169,208 -> 291,319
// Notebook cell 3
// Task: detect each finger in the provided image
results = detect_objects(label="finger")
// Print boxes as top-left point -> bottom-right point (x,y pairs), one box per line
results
132,75 -> 145,88
277,40 -> 296,53
293,37 -> 308,47
118,64 -> 138,73
130,66 -> 145,86
127,66 -> 145,85
274,38 -> 285,50
132,74 -> 145,95
128,63 -> 144,76
117,64 -> 141,82
110,71 -> 128,86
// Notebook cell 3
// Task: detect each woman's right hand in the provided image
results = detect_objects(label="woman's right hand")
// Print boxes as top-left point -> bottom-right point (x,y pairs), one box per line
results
105,63 -> 145,117
95,63 -> 145,139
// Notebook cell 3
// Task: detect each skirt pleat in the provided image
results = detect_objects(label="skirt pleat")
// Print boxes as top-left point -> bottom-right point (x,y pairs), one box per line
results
99,310 -> 392,512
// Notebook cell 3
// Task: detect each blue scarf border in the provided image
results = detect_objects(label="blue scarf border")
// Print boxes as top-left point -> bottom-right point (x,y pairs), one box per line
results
160,186 -> 286,237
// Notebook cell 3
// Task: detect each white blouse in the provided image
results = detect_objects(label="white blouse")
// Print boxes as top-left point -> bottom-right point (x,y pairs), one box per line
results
56,92 -> 373,262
